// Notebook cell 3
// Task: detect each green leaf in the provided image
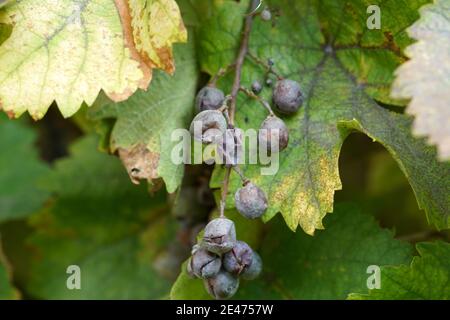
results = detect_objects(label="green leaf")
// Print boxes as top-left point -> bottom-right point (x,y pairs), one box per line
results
25,135 -> 177,299
0,240 -> 18,299
170,203 -> 413,299
349,241 -> 450,299
391,0 -> 450,160
0,0 -> 186,119
0,113 -> 50,223
88,36 -> 198,192
340,117 -> 449,231
176,0 -> 216,27
205,0 -> 449,233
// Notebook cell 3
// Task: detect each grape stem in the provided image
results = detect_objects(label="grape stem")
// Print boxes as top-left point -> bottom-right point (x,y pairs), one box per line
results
247,51 -> 283,80
229,0 -> 260,125
239,86 -> 275,116
219,0 -> 260,218
232,166 -> 249,184
219,166 -> 231,218
209,64 -> 236,87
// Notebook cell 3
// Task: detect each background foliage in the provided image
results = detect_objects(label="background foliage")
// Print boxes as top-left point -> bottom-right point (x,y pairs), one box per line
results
0,0 -> 448,300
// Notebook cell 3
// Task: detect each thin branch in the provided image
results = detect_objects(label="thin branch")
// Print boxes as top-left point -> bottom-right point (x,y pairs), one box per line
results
219,0 -> 259,218
229,0 -> 260,125
239,86 -> 275,116
218,95 -> 232,113
219,166 -> 232,218
247,51 -> 283,80
222,108 -> 232,127
245,0 -> 263,16
209,64 -> 236,86
232,166 -> 248,184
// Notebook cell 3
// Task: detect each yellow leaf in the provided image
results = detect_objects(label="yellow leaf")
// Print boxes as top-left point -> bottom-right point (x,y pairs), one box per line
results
129,0 -> 187,73
0,0 -> 186,119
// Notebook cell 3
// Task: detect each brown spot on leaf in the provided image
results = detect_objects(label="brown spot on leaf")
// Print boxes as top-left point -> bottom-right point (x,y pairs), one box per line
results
112,0 -> 152,100
6,111 -> 15,119
0,100 -> 16,119
383,31 -> 404,59
135,44 -> 176,75
118,144 -> 160,185
155,46 -> 175,74
4,109 -> 15,119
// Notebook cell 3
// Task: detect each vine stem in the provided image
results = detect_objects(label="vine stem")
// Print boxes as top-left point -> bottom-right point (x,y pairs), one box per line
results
219,0 -> 259,218
232,166 -> 249,184
247,51 -> 283,80
209,64 -> 236,86
219,166 -> 231,218
229,0 -> 260,125
239,86 -> 275,116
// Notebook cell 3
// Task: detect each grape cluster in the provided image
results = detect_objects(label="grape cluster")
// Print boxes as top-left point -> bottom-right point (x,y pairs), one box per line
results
187,218 -> 262,299
191,76 -> 302,216
188,55 -> 303,298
